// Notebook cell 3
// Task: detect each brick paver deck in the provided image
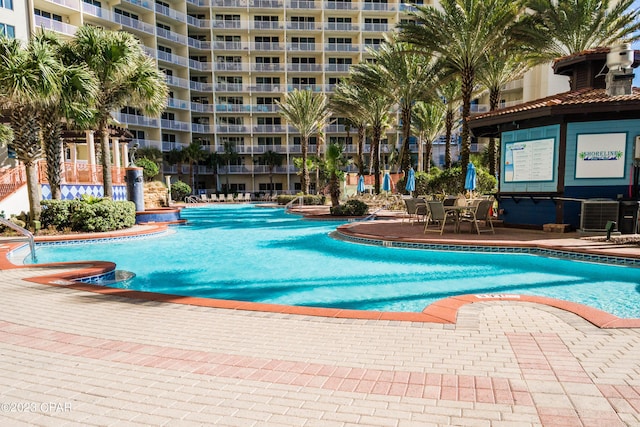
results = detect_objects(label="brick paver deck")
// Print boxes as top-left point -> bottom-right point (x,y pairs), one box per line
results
1,210 -> 640,426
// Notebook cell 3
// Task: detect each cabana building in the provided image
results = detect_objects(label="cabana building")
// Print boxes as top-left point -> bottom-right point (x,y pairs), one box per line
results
470,46 -> 640,233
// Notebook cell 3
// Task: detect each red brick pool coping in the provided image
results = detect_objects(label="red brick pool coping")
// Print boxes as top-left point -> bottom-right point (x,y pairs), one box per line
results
3,221 -> 640,329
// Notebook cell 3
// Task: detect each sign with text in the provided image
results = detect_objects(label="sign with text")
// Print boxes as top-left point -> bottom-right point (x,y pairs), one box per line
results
575,133 -> 626,178
504,138 -> 555,182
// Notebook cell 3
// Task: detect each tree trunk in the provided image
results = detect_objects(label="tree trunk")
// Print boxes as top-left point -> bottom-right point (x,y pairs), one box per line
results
445,109 -> 453,169
372,126 -> 381,194
357,125 -> 365,176
400,107 -> 412,174
25,161 -> 42,223
100,120 -> 113,199
329,173 -> 340,207
417,135 -> 423,173
43,120 -> 63,200
425,139 -> 433,174
301,136 -> 309,194
488,87 -> 501,177
459,67 -> 475,186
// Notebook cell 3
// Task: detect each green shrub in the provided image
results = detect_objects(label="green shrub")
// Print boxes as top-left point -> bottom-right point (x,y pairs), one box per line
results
41,200 -> 73,230
41,198 -> 135,232
330,199 -> 369,216
171,181 -> 191,201
276,194 -> 326,205
136,157 -> 160,181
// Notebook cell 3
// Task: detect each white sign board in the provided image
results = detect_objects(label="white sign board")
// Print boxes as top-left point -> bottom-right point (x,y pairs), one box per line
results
575,133 -> 626,178
504,138 -> 555,182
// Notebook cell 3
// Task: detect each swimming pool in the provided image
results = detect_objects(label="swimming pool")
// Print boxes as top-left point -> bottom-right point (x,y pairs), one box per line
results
31,204 -> 640,318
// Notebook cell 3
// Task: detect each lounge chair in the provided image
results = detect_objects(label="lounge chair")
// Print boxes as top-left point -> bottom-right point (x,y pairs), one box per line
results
459,199 -> 495,234
226,193 -> 235,202
424,200 -> 454,234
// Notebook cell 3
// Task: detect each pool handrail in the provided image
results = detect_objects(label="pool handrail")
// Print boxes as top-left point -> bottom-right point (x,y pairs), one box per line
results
284,195 -> 304,211
0,217 -> 36,263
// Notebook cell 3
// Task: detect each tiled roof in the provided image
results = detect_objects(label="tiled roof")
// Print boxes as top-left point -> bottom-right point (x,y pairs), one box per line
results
471,87 -> 640,121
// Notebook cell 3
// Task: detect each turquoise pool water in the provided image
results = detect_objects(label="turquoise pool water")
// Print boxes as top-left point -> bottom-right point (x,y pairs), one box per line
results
32,204 -> 640,318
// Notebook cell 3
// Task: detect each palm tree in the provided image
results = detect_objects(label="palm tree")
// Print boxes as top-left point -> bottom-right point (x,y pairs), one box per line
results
525,0 -> 640,61
350,34 -> 440,176
477,52 -> 531,176
324,142 -> 346,208
181,141 -> 206,194
412,100 -> 446,174
438,78 -> 462,169
278,89 -> 331,194
164,148 -> 183,181
330,80 -> 369,176
137,146 -> 164,165
65,25 -> 168,199
0,35 -> 60,223
260,150 -> 284,195
400,0 -> 525,184
220,139 -> 238,193
36,30 -> 97,200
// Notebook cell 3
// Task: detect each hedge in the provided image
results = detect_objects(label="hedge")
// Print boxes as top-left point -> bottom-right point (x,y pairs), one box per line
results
41,198 -> 136,232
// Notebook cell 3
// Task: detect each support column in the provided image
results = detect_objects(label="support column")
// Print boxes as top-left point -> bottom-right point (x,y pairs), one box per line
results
86,131 -> 97,183
122,143 -> 129,168
113,138 -> 121,168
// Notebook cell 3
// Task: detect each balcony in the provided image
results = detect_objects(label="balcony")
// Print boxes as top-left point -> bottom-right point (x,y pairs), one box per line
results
214,62 -> 249,72
287,42 -> 316,51
362,2 -> 393,11
191,123 -> 215,133
250,84 -> 282,92
213,41 -> 250,51
362,23 -> 389,32
189,59 -> 213,71
286,22 -> 321,31
156,27 -> 188,45
113,14 -> 155,35
325,43 -> 359,52
287,63 -> 322,72
155,4 -> 186,23
287,84 -> 322,92
214,83 -> 245,92
325,64 -> 351,72
190,102 -> 215,113
253,125 -> 286,133
323,1 -> 358,10
187,16 -> 210,28
186,0 -> 210,7
34,16 -> 78,36
324,23 -> 358,31
216,125 -> 248,133
133,139 -> 162,151
250,0 -> 283,7
82,3 -> 110,19
212,0 -> 246,6
251,42 -> 285,51
212,20 -> 246,29
216,104 -> 251,112
161,119 -> 191,131
44,0 -> 79,10
252,145 -> 287,154
324,124 -> 347,133
190,81 -> 215,92
287,0 -> 317,8
166,97 -> 190,110
251,63 -> 284,72
251,104 -> 280,113
165,75 -> 190,89
218,165 -> 251,174
187,37 -> 212,50
113,112 -> 158,127
156,50 -> 188,67
252,21 -> 284,30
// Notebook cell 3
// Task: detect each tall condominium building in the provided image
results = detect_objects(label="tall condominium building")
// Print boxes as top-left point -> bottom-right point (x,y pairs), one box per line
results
4,0 -> 569,194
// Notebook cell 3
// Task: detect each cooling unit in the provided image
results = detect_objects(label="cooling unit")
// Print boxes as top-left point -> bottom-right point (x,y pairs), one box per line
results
580,199 -> 619,232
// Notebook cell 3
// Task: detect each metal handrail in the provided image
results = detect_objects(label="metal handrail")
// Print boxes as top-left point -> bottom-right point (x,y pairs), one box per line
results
0,217 -> 36,263
284,195 -> 304,210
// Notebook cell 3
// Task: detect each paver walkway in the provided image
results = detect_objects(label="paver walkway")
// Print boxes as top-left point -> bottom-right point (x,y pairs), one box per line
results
1,213 -> 640,426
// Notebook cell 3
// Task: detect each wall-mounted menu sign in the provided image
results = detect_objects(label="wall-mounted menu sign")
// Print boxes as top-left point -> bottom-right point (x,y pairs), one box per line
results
575,133 -> 626,179
504,138 -> 555,182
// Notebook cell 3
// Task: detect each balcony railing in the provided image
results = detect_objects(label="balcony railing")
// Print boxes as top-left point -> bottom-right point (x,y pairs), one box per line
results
214,62 -> 249,72
216,125 -> 248,133
190,81 -> 214,92
251,104 -> 280,113
155,4 -> 186,23
287,0 -> 317,8
34,16 -> 78,36
166,98 -> 190,110
191,123 -> 215,133
190,102 -> 215,113
253,125 -> 286,133
325,64 -> 351,72
215,83 -> 245,92
161,119 -> 191,131
324,23 -> 358,31
250,0 -> 283,7
187,37 -> 212,50
156,50 -> 188,67
324,1 -> 358,10
287,63 -> 322,72
287,42 -> 316,51
251,63 -> 284,72
216,104 -> 251,112
251,42 -> 285,51
213,41 -> 250,50
113,112 -> 159,127
133,139 -> 163,151
121,0 -> 153,10
212,0 -> 246,6
362,23 -> 389,32
187,16 -> 210,28
113,13 -> 155,34
251,21 -> 284,30
156,27 -> 187,45
165,75 -> 190,89
45,0 -> 79,10
250,84 -> 282,92
325,43 -> 359,52
189,59 -> 213,71
286,22 -> 321,30
212,20 -> 245,29
287,84 -> 322,92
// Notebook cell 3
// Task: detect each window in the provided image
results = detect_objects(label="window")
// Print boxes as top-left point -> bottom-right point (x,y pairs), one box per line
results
290,16 -> 314,22
257,117 -> 281,125
161,112 -> 175,120
257,97 -> 280,104
330,136 -> 353,145
83,0 -> 100,7
131,130 -> 146,140
160,68 -> 173,76
254,15 -> 278,22
255,57 -> 280,64
328,37 -> 351,44
156,22 -> 170,31
0,23 -> 14,38
260,183 -> 283,191
216,55 -> 241,63
114,8 -> 138,20
328,17 -> 351,23
255,36 -> 279,43
256,77 -> 280,84
155,0 -> 169,7
218,96 -> 243,104
291,77 -> 316,85
215,14 -> 240,21
0,0 -> 13,9
121,106 -> 142,115
364,38 -> 384,45
257,136 -> 282,145
220,136 -> 244,145
217,117 -> 243,125
293,136 -> 317,145
158,45 -> 172,54
328,58 -> 351,64
216,76 -> 242,84
364,18 -> 387,24
34,9 -> 63,21
291,37 -> 315,43
292,57 -> 316,64
162,133 -> 176,143
216,35 -> 241,42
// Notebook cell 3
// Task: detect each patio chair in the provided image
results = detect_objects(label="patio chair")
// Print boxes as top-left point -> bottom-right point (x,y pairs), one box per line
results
424,200 -> 454,235
403,198 -> 428,225
459,199 -> 495,234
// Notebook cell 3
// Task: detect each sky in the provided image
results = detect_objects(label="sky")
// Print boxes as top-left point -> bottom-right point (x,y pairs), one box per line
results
635,0 -> 640,87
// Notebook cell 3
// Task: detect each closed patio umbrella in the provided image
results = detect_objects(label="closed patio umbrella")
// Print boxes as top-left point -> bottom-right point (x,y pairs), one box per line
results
357,175 -> 365,193
464,163 -> 476,192
382,171 -> 392,193
405,167 -> 416,196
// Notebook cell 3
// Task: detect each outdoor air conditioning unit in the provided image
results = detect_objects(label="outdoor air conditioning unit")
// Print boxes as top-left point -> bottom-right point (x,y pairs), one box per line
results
580,199 -> 619,232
